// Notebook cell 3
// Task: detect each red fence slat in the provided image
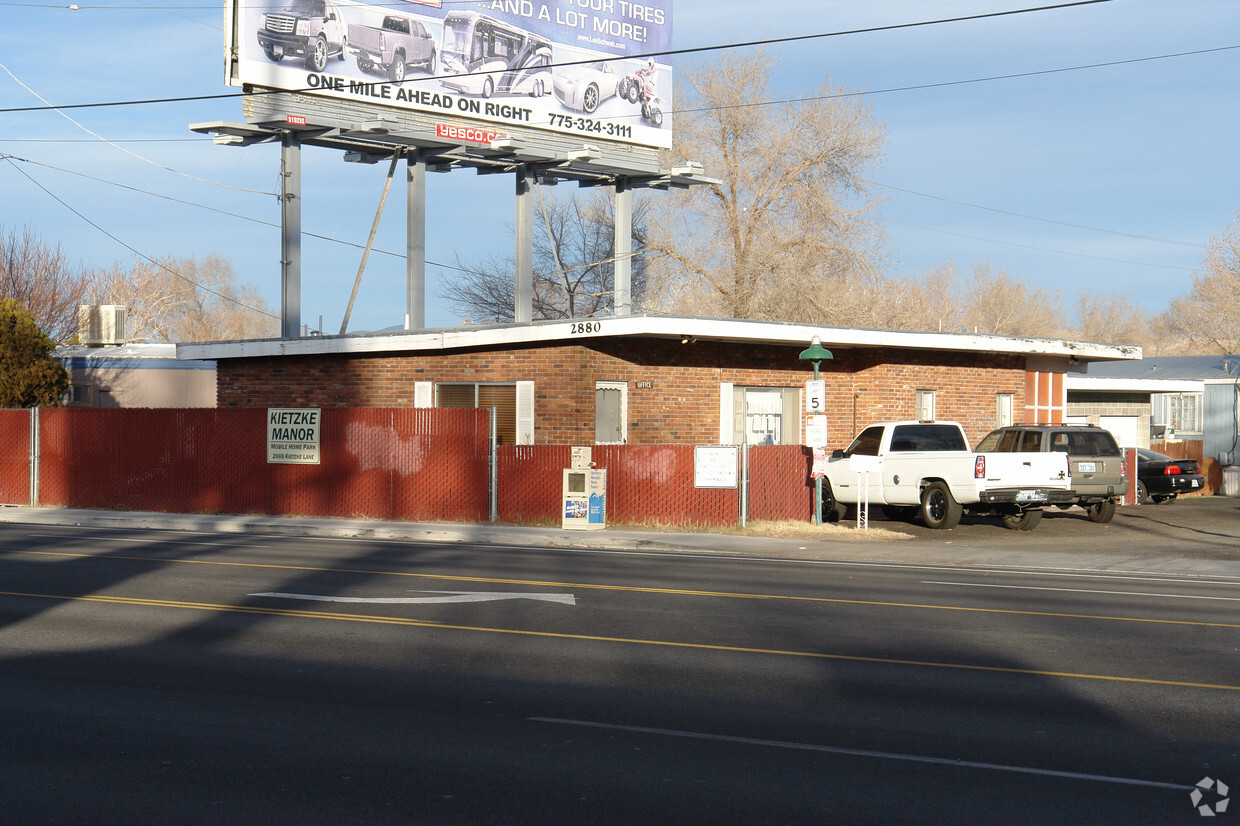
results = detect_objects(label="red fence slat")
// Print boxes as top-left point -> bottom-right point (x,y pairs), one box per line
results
0,410 -> 31,505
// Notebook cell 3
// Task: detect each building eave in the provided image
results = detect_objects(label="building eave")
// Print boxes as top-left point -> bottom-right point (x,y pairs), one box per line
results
1066,375 -> 1203,392
177,315 -> 1142,363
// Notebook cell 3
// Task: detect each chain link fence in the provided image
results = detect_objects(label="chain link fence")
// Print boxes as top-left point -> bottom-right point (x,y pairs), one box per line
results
4,409 -> 820,528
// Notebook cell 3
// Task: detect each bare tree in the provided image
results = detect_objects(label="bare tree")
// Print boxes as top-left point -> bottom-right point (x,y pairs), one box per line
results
957,260 -> 1063,338
641,48 -> 886,320
1069,291 -> 1149,347
1159,212 -> 1240,353
0,224 -> 91,343
441,188 -> 650,323
89,254 -> 277,343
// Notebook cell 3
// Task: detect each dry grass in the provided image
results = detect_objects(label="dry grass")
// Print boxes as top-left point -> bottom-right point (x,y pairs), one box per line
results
718,519 -> 913,541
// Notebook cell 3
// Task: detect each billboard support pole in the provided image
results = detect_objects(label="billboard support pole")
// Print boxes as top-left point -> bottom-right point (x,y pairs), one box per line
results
614,177 -> 632,317
280,131 -> 302,339
514,166 -> 533,324
406,149 -> 427,330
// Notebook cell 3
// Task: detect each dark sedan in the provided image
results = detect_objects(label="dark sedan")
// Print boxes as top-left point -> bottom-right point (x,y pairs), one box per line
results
1135,448 -> 1205,503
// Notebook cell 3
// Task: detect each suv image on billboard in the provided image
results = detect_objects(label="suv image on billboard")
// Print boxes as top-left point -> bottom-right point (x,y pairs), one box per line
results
257,0 -> 348,72
974,424 -> 1129,523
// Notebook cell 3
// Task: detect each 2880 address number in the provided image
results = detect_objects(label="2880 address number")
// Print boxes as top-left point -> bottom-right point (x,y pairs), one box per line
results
570,321 -> 601,334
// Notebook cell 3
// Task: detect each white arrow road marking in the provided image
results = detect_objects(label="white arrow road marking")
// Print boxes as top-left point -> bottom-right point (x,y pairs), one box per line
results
249,590 -> 577,606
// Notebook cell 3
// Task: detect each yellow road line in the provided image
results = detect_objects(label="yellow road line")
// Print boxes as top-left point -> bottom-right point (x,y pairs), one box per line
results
7,548 -> 1240,629
2,589 -> 1237,692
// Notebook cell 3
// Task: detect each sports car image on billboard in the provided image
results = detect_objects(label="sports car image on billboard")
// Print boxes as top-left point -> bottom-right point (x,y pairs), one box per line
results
552,61 -> 619,114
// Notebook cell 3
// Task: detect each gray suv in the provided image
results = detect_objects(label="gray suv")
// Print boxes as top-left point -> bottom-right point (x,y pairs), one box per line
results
974,424 -> 1129,523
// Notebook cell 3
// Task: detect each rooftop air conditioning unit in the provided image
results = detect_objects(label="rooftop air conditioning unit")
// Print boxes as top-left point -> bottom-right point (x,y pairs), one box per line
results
78,304 -> 127,346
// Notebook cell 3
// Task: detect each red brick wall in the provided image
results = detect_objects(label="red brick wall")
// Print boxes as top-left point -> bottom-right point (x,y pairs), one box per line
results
215,339 -> 1029,447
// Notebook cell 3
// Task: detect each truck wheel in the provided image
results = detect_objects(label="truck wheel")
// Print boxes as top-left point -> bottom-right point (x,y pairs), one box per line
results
821,481 -> 847,524
1085,499 -> 1116,523
920,481 -> 962,530
389,54 -> 406,83
307,36 -> 328,72
426,49 -> 437,74
482,76 -> 494,98
1001,508 -> 1042,531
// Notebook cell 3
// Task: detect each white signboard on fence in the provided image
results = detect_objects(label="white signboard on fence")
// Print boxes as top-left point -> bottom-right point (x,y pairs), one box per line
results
694,445 -> 738,489
268,408 -> 321,464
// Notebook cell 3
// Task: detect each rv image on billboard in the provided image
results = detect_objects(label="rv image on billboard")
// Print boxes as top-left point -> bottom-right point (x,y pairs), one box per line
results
231,0 -> 674,149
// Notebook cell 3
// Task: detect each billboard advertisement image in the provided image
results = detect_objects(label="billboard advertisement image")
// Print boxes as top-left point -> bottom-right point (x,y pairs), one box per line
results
232,0 -> 674,149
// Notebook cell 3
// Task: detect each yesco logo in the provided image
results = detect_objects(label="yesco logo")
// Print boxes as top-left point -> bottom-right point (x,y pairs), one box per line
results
436,124 -> 505,145
1191,777 -> 1230,817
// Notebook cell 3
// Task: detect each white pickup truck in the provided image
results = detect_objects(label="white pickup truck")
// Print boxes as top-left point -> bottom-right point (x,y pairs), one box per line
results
821,421 -> 1072,530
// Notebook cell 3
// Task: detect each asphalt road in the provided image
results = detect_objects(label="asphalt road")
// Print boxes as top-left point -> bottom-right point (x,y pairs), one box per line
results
0,521 -> 1236,824
871,493 -> 1240,558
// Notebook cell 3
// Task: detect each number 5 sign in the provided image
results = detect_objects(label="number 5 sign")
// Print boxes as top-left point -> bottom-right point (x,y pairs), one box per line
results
805,379 -> 825,413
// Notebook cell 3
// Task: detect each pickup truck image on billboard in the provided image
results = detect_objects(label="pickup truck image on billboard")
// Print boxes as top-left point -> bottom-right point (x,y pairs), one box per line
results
349,13 -> 437,82
233,0 -> 673,150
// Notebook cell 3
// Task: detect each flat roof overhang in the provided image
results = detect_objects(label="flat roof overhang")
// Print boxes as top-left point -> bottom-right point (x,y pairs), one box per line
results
178,315 -> 1141,364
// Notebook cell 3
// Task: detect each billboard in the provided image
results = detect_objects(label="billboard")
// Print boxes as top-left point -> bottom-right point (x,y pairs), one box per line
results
228,0 -> 674,150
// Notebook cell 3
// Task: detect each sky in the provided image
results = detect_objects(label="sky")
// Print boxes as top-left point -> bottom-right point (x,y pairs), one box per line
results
2,0 -> 1237,338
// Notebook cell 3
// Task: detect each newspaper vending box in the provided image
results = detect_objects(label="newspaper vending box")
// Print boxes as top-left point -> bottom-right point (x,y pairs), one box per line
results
562,467 -> 607,530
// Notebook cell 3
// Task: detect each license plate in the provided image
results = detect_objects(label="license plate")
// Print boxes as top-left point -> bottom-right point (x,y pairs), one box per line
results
1192,479 -> 1200,488
1016,490 -> 1045,502
1078,462 -> 1096,473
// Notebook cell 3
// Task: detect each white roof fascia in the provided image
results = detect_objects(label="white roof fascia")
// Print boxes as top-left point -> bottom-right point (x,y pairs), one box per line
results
56,343 -> 179,359
177,315 -> 1140,362
1067,376 -> 1203,392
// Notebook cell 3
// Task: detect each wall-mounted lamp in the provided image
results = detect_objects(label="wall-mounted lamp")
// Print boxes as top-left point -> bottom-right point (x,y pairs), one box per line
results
567,145 -> 602,163
489,136 -> 524,152
680,335 -> 696,345
343,150 -> 386,164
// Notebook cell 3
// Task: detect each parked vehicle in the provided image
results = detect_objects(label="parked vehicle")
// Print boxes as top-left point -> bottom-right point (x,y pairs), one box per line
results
975,423 -> 1129,523
553,61 -> 619,114
439,11 -> 553,98
1135,449 -> 1205,504
821,421 -> 1072,530
257,0 -> 348,72
349,14 -> 436,82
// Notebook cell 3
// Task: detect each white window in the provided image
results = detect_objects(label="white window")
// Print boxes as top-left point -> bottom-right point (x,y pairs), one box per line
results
722,386 -> 801,446
594,381 -> 627,444
916,389 -> 936,421
996,393 -> 1014,427
437,382 -> 534,445
1155,392 -> 1202,435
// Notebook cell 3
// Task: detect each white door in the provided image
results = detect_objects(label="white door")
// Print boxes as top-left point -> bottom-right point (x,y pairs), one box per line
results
1099,415 -> 1139,449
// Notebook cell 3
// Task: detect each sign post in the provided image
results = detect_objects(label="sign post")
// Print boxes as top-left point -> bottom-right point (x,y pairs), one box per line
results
798,337 -> 834,525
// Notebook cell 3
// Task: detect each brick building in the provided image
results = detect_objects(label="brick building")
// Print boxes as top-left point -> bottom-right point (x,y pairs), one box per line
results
179,315 -> 1139,449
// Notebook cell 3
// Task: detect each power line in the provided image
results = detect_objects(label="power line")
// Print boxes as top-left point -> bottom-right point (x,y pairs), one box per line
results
891,220 -> 1196,271
872,181 -> 1207,249
1,0 -> 1210,296
1,150 -> 475,271
1,154 -> 281,321
0,1 -> 1114,114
